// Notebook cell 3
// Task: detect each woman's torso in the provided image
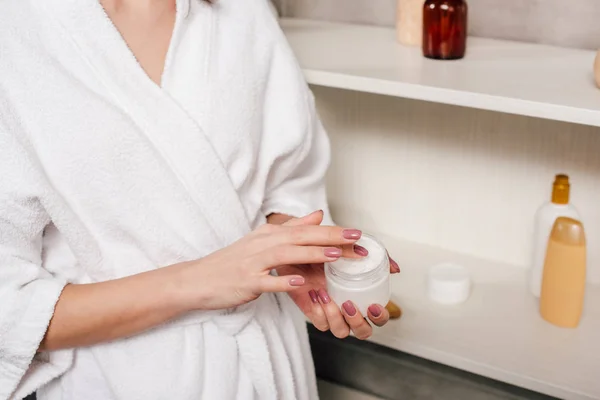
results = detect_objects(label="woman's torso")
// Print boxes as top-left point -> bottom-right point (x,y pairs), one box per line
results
0,0 -> 318,398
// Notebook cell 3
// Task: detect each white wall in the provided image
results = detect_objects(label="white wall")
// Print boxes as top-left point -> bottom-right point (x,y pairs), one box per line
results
315,86 -> 600,283
278,0 -> 600,50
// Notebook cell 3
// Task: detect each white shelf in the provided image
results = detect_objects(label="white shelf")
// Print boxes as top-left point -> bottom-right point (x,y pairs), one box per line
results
370,233 -> 600,400
281,19 -> 600,128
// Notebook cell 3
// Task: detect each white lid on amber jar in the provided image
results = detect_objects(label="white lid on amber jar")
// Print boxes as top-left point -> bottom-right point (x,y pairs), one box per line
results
427,263 -> 471,305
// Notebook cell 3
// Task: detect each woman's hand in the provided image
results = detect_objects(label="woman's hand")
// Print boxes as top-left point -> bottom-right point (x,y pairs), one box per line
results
41,215 -> 359,352
273,211 -> 401,340
174,216 -> 361,311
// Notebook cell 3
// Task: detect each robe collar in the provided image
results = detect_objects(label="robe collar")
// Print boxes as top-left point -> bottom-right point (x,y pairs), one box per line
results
39,0 -> 252,247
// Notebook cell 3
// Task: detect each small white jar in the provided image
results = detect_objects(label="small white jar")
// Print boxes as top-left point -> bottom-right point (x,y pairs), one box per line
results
325,234 -> 391,316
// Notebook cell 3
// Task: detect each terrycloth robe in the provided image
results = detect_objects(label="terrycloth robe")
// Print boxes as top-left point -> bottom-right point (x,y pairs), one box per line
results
0,0 -> 332,399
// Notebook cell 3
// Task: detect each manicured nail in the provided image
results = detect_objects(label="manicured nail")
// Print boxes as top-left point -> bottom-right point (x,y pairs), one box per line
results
342,229 -> 362,240
324,247 -> 343,258
289,277 -> 305,287
354,245 -> 369,257
308,290 -> 319,304
390,258 -> 400,273
317,289 -> 331,304
368,304 -> 381,317
342,301 -> 357,316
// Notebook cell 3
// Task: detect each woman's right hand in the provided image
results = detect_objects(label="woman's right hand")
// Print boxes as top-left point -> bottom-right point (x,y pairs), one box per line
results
174,216 -> 363,311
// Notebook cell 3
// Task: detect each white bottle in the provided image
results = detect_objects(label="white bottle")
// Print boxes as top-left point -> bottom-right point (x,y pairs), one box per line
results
530,174 -> 579,297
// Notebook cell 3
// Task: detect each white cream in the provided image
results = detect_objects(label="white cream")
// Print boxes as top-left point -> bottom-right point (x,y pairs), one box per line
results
329,236 -> 387,275
325,234 -> 391,316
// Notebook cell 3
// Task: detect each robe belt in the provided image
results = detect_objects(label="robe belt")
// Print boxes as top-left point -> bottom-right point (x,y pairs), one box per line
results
169,296 -> 279,399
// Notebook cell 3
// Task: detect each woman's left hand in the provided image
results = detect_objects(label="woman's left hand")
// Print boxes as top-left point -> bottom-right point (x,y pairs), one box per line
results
272,212 -> 401,340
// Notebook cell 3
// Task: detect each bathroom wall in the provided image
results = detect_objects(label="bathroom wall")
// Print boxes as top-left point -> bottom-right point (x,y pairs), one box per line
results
275,0 -> 600,50
273,0 -> 600,282
313,86 -> 600,284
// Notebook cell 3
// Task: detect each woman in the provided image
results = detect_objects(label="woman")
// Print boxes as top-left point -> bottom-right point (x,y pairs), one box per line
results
0,0 -> 399,399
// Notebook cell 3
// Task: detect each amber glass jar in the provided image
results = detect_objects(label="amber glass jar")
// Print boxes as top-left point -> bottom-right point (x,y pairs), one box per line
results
422,0 -> 468,60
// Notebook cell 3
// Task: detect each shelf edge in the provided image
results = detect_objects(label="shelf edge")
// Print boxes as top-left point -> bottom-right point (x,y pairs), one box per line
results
303,70 -> 600,128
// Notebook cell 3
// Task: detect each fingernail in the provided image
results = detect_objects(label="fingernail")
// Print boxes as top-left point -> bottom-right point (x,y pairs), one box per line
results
324,247 -> 343,258
342,229 -> 362,240
342,301 -> 356,316
317,289 -> 331,304
289,277 -> 305,287
368,304 -> 381,317
354,245 -> 369,257
390,259 -> 400,273
308,290 -> 319,303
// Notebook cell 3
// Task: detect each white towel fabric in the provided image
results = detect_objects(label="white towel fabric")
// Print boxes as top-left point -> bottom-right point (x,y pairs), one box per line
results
0,0 -> 332,399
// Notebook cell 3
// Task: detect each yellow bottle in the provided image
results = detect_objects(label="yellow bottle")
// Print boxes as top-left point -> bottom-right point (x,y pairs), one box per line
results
540,217 -> 586,328
530,174 -> 579,297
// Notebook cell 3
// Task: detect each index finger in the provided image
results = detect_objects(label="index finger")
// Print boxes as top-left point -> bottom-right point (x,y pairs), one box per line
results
279,225 -> 363,247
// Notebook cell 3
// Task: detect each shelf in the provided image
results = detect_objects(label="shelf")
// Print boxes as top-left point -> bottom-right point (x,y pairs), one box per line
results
369,233 -> 600,400
281,19 -> 600,128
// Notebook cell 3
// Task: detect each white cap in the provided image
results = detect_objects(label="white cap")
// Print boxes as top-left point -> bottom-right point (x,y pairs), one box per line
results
427,263 -> 471,305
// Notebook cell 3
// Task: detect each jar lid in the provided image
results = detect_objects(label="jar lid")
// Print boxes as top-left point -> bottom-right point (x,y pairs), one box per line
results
427,263 -> 471,305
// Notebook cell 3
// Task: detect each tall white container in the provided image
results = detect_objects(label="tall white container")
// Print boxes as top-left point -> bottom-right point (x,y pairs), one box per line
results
530,174 -> 579,297
396,0 -> 424,46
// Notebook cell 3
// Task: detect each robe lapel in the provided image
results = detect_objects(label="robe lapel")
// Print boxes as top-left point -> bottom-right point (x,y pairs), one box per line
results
40,0 -> 251,246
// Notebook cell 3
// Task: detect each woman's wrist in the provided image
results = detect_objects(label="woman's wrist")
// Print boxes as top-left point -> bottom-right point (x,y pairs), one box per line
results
167,258 -> 230,313
165,261 -> 206,313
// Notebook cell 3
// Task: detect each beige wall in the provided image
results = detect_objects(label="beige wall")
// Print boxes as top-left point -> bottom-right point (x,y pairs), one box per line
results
272,0 -> 600,281
313,86 -> 600,283
277,0 -> 600,50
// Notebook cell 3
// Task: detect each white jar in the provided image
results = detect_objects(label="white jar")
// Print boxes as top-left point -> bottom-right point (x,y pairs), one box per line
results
325,234 -> 391,316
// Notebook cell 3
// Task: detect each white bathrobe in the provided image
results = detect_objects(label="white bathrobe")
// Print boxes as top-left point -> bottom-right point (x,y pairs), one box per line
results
0,0 -> 332,399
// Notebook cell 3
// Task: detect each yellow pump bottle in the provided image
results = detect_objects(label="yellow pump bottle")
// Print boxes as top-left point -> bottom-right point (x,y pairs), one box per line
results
540,217 -> 586,328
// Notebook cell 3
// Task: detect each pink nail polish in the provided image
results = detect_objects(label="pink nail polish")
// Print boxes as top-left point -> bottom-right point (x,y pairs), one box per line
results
342,301 -> 357,316
317,289 -> 331,304
308,290 -> 318,304
354,245 -> 369,257
368,304 -> 381,317
289,277 -> 305,287
324,247 -> 342,258
342,229 -> 362,240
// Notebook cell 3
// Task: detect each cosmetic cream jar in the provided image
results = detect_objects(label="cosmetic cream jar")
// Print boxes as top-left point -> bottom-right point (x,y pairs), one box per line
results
325,234 -> 391,316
